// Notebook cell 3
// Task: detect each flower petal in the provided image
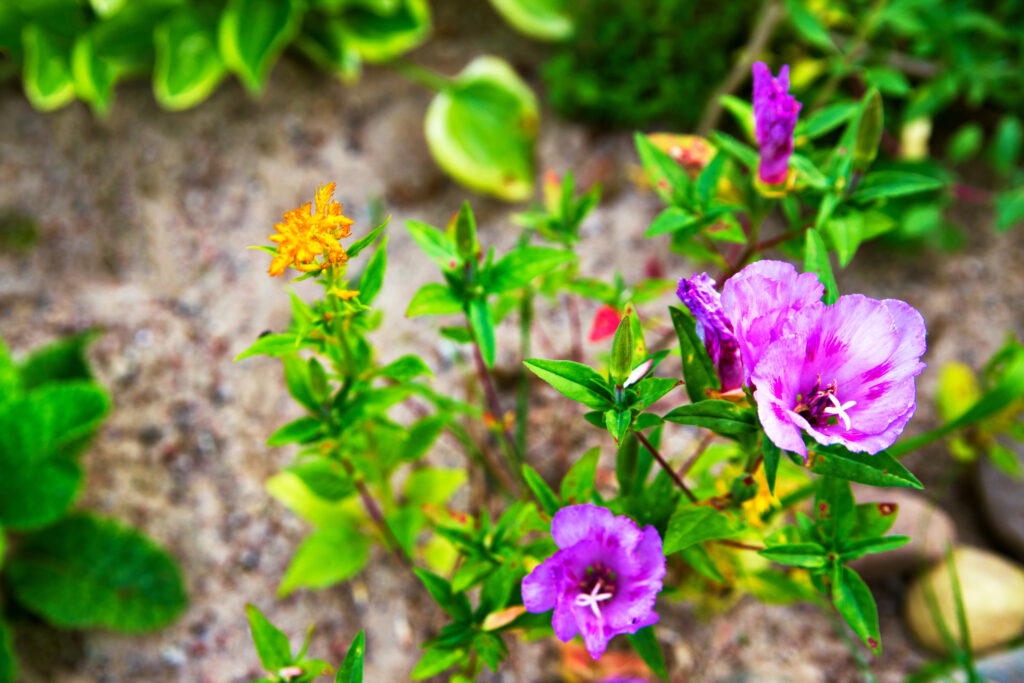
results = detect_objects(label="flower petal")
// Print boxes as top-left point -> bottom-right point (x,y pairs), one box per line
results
522,557 -> 560,613
551,504 -> 642,551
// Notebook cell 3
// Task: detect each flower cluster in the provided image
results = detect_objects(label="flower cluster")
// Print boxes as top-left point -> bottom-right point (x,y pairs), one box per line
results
267,183 -> 354,277
752,62 -> 801,185
522,504 -> 666,660
678,261 -> 927,458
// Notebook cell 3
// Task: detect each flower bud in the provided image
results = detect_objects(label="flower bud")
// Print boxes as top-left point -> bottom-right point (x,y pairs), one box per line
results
610,316 -> 634,385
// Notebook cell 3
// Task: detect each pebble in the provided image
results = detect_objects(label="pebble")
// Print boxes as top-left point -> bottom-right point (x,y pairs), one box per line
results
849,486 -> 956,578
904,546 -> 1024,654
976,442 -> 1024,562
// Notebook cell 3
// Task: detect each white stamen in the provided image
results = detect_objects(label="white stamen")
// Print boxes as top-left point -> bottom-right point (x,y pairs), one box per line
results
823,393 -> 857,430
574,579 -> 613,619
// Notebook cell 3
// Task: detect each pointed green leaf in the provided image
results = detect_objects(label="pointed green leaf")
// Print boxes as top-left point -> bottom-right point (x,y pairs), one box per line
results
279,528 -> 370,596
628,626 -> 667,680
486,0 -> 573,41
833,566 -> 881,653
662,400 -> 757,437
810,444 -> 923,489
246,603 -> 293,671
218,0 -> 303,94
336,631 -> 365,683
523,358 -> 612,408
522,464 -> 560,516
560,446 -> 599,503
669,306 -> 719,403
664,505 -> 745,554
804,228 -> 838,304
406,283 -> 463,317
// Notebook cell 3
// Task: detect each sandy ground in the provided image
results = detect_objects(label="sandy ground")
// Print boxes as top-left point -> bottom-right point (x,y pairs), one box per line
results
2,3 -> 1023,681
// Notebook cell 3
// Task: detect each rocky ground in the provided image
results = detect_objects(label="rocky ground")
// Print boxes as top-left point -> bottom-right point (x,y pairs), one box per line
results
1,2 -> 1023,681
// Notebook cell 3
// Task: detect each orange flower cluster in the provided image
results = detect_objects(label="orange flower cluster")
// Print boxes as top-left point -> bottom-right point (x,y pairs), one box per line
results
267,183 -> 354,277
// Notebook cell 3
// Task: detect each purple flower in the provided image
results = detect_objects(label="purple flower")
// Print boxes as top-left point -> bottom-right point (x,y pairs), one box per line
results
521,504 -> 666,660
677,261 -> 823,389
721,260 -> 825,383
753,62 -> 801,185
752,294 -> 927,458
676,273 -> 744,391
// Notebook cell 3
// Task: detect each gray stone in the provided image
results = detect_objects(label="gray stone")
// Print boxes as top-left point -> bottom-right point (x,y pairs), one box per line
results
976,442 -> 1024,562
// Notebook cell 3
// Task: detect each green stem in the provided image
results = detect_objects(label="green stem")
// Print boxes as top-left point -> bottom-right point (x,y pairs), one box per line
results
386,58 -> 453,92
516,290 -> 533,457
471,339 -> 525,485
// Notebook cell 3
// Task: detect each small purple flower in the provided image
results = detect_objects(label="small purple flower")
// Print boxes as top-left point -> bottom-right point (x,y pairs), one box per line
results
676,273 -> 744,392
752,294 -> 927,458
521,504 -> 666,660
677,261 -> 823,389
753,62 -> 801,185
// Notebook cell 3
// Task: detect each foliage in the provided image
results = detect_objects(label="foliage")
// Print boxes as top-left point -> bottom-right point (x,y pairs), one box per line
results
542,0 -> 759,129
0,333 -> 186,683
246,604 -> 365,682
0,0 -> 540,201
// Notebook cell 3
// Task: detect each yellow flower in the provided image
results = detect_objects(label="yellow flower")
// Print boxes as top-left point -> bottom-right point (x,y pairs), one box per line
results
267,183 -> 354,277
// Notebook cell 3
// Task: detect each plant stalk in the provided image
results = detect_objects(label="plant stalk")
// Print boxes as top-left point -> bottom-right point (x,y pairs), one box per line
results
634,430 -> 698,503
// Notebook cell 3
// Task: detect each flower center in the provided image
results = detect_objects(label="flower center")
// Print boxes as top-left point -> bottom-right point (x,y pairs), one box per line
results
575,566 -> 615,619
794,377 -> 856,430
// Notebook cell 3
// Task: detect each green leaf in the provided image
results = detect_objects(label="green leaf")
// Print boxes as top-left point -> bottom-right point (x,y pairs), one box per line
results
235,333 -> 303,361
804,228 -> 838,304
405,219 -> 458,270
377,355 -> 432,382
267,471 -> 362,529
486,247 -> 573,293
635,132 -> 693,208
21,24 -> 76,111
797,101 -> 858,141
710,131 -> 759,169
677,543 -> 724,582
605,409 -> 632,443
18,329 -> 97,390
989,115 -> 1023,175
339,0 -> 431,63
560,446 -> 599,503
414,569 -> 472,621
615,432 -> 650,498
662,400 -> 757,437
336,631 -> 365,683
840,535 -> 910,562
70,32 -> 117,116
425,56 -> 538,201
718,94 -> 755,141
523,358 -> 612,409
762,434 -> 781,496
0,382 -> 110,529
644,206 -> 701,239
852,502 -> 899,538
628,626 -> 668,680
823,213 -> 863,268
468,297 -> 496,367
267,416 -> 323,446
281,354 -> 319,412
246,603 -> 293,671
853,89 -> 883,170
405,467 -> 466,506
410,648 -> 464,680
355,235 -> 387,304
522,464 -> 560,516
759,542 -> 828,568
669,306 -> 720,403
785,0 -> 836,52
286,459 -> 354,501
663,505 -> 745,554
406,283 -> 463,317
810,445 -> 923,489
0,619 -> 15,683
486,0 -> 573,42
279,527 -> 370,596
833,565 -> 881,653
400,415 -> 449,462
815,476 -> 855,545
6,513 -> 186,631
346,218 -> 388,258
850,171 -> 944,202
218,0 -> 303,94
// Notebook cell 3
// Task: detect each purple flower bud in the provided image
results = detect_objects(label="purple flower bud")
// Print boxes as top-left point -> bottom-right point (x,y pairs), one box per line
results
521,504 -> 666,660
752,62 -> 801,185
676,273 -> 744,392
752,294 -> 927,458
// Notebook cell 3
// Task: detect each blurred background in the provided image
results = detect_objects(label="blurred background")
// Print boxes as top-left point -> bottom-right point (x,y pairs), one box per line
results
1,0 -> 1023,680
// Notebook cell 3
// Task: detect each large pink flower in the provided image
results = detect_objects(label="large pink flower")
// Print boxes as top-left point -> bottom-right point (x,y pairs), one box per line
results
752,294 -> 927,458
